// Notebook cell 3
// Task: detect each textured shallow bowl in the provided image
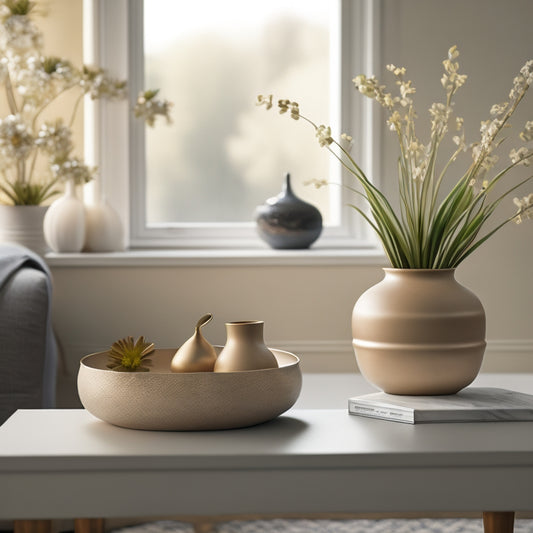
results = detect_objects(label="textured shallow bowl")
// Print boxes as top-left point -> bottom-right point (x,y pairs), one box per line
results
78,347 -> 302,431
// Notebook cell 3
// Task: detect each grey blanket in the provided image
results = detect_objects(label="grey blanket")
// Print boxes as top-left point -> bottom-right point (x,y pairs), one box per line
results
0,243 -> 57,410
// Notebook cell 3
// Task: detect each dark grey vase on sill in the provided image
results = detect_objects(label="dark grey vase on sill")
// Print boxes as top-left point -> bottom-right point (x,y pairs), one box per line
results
254,173 -> 323,249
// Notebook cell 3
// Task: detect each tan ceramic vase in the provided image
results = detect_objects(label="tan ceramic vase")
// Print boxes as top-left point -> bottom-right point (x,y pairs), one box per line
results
171,314 -> 217,372
214,321 -> 278,372
352,268 -> 486,395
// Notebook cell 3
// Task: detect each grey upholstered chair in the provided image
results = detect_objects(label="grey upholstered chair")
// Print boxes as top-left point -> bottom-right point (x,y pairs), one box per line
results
0,243 -> 57,425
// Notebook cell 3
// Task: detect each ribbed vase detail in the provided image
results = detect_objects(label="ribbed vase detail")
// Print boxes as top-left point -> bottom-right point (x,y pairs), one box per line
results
352,268 -> 486,395
0,205 -> 49,255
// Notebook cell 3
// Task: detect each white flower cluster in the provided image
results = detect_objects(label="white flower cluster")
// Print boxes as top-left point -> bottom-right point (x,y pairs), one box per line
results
355,61 -> 435,183
0,12 -> 42,57
0,113 -> 33,167
441,45 -> 467,97
258,95 -> 352,154
386,64 -> 416,107
0,0 -> 171,205
429,102 -> 451,138
277,99 -> 300,120
509,147 -> 531,166
520,120 -> 533,142
508,120 -> 533,167
513,193 -> 533,224
353,65 -> 416,110
80,66 -> 127,101
353,74 -> 395,108
316,125 -> 333,147
470,59 -> 533,172
510,60 -> 533,102
50,157 -> 95,185
16,56 -> 78,107
134,90 -> 173,128
256,94 -> 273,110
35,120 -> 73,159
303,178 -> 329,189
352,47 -> 533,186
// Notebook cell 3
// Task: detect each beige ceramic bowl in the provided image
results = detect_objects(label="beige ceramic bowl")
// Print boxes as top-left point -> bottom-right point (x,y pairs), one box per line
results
78,347 -> 302,431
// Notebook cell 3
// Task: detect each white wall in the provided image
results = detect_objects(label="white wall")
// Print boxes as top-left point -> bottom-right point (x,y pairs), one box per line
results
48,0 -> 533,407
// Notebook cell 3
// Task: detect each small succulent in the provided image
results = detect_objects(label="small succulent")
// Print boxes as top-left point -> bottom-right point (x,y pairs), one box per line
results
106,336 -> 155,372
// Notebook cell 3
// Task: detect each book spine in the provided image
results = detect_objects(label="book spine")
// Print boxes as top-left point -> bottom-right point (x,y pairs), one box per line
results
348,401 -> 414,424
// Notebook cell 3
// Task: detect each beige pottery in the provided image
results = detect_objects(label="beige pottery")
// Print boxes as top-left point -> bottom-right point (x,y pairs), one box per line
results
214,321 -> 278,372
78,347 -> 301,431
352,268 -> 486,395
0,205 -> 49,256
171,313 -> 217,372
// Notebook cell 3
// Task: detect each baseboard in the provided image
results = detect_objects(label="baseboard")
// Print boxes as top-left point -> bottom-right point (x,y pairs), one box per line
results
482,340 -> 533,372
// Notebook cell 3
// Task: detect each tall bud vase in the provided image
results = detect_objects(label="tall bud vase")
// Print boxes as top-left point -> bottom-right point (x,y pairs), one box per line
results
43,179 -> 86,253
214,321 -> 278,372
352,269 -> 486,395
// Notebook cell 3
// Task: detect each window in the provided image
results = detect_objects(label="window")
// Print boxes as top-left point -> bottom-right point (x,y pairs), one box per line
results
84,0 -> 380,249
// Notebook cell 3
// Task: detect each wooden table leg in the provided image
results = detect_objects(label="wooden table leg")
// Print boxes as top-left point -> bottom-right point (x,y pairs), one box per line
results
14,521 -> 52,533
483,511 -> 515,533
74,518 -> 105,533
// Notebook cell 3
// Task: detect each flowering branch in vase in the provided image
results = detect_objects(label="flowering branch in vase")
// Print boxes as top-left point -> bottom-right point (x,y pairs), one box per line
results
0,0 -> 172,206
257,46 -> 533,269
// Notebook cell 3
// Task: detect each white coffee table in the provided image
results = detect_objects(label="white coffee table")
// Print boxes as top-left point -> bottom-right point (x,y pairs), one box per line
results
1,374 -> 533,533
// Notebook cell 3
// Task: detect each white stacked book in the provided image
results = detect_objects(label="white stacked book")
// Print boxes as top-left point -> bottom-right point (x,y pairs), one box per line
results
348,387 -> 533,424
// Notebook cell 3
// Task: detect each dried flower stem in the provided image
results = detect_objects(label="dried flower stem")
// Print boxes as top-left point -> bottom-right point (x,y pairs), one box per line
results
4,71 -> 18,114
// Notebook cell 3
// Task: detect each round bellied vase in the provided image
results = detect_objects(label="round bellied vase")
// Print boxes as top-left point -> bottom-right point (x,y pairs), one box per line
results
43,179 -> 86,253
214,320 -> 278,372
255,173 -> 322,249
352,268 -> 486,395
84,199 -> 124,252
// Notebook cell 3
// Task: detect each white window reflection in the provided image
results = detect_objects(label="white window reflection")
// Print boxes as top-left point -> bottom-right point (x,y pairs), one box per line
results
143,0 -> 335,225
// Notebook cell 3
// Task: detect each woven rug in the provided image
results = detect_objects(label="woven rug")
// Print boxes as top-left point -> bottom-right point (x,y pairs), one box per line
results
212,519 -> 533,533
111,518 -> 533,533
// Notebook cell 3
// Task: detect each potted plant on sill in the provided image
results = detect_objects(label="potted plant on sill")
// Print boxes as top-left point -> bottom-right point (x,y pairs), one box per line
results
0,0 -> 171,255
258,46 -> 533,395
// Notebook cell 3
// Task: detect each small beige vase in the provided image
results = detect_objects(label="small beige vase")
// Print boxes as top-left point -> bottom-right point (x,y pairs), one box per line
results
214,321 -> 278,372
171,314 -> 217,372
352,268 -> 486,395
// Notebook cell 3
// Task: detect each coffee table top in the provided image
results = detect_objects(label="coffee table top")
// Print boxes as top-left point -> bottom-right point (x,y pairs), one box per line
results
1,407 -> 533,470
2,375 -> 533,518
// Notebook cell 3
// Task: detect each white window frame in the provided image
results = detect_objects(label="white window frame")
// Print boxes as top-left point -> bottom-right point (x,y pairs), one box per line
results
83,0 -> 382,251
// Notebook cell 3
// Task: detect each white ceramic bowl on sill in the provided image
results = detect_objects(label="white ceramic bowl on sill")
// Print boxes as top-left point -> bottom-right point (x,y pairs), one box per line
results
77,347 -> 302,431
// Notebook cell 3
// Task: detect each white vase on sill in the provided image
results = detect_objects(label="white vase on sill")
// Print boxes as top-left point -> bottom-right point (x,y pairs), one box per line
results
83,199 -> 124,252
43,179 -> 86,253
0,205 -> 49,256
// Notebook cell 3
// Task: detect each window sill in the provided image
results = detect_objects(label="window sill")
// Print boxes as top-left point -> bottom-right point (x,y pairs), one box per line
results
45,246 -> 388,268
